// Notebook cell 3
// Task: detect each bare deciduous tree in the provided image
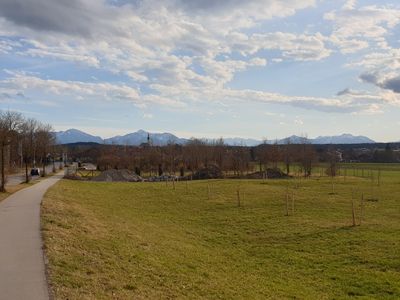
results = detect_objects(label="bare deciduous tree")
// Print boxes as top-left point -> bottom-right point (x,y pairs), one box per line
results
297,136 -> 317,177
35,124 -> 54,177
20,118 -> 39,183
0,111 -> 23,191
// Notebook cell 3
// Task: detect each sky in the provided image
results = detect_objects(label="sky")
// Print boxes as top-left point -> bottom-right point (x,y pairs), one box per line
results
0,0 -> 400,142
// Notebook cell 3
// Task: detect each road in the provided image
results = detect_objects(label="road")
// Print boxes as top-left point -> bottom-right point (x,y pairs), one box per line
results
5,162 -> 62,187
0,173 -> 62,300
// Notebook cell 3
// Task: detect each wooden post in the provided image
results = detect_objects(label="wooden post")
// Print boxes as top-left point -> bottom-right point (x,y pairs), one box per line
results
237,188 -> 241,207
360,193 -> 364,226
173,178 -> 176,190
351,190 -> 356,227
371,173 -> 374,200
185,180 -> 188,194
207,183 -> 210,200
378,169 -> 381,187
291,191 -> 295,215
285,187 -> 289,216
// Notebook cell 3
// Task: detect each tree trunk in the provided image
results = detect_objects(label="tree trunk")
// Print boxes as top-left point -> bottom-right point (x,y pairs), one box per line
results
25,160 -> 29,183
1,146 -> 5,192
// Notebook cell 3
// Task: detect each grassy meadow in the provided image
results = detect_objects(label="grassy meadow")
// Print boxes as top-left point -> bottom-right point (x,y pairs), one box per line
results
41,165 -> 400,299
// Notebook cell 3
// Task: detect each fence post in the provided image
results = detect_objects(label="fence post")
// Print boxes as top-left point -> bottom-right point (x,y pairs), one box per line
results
351,189 -> 356,227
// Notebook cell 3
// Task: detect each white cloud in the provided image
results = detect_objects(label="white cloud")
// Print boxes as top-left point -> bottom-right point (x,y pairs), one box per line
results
142,113 -> 154,119
36,100 -> 58,107
21,40 -> 100,67
350,49 -> 400,71
325,4 -> 400,54
342,0 -> 357,10
0,0 -> 327,91
248,32 -> 331,61
1,71 -> 184,108
0,40 -> 12,54
294,117 -> 304,125
0,0 -> 399,117
126,71 -> 148,82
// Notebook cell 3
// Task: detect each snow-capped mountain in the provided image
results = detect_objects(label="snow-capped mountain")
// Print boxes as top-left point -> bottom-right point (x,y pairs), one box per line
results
312,134 -> 375,144
223,138 -> 263,146
54,129 -> 377,146
275,135 -> 309,144
54,129 -> 103,144
104,130 -> 187,146
272,134 -> 375,145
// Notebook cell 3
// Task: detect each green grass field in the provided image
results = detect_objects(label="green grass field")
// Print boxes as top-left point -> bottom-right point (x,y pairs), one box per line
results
42,166 -> 400,299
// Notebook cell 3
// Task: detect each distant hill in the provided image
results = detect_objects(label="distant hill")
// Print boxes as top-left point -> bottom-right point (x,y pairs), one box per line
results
54,129 -> 377,146
312,134 -> 375,144
275,135 -> 308,144
104,130 -> 188,146
273,134 -> 375,145
223,138 -> 263,146
54,129 -> 103,144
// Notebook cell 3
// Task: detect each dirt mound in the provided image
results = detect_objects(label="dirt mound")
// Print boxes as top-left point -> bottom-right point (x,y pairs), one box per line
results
92,169 -> 143,182
191,165 -> 223,180
63,174 -> 83,181
245,168 -> 289,179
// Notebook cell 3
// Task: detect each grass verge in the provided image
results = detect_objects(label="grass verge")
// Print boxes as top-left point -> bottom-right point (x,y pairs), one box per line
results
42,173 -> 400,299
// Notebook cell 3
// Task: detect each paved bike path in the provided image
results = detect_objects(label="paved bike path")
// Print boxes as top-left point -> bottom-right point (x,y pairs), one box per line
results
0,174 -> 62,300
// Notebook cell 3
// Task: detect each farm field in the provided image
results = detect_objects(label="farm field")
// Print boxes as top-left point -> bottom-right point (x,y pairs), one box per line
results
42,166 -> 400,299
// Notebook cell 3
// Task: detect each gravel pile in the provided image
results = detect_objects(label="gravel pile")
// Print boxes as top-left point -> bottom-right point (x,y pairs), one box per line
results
63,174 -> 82,181
191,165 -> 223,180
92,169 -> 143,182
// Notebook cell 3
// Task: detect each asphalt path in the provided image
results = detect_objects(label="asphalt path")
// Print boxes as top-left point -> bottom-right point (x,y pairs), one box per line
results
0,173 -> 62,300
5,163 -> 62,187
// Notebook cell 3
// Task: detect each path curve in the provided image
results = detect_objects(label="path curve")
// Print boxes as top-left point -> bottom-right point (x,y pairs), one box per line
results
0,174 -> 62,300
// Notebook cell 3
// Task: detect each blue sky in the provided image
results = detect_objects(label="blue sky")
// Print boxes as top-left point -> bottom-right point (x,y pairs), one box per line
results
1,0 -> 400,141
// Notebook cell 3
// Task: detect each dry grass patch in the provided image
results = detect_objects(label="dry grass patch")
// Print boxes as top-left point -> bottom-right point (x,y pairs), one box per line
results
42,171 -> 400,299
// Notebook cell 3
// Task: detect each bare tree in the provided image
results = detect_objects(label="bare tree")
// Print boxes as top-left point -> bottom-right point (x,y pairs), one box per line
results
20,118 -> 39,183
283,138 -> 293,175
35,124 -> 54,177
298,136 -> 317,177
0,111 -> 23,192
326,147 -> 339,177
269,142 -> 281,169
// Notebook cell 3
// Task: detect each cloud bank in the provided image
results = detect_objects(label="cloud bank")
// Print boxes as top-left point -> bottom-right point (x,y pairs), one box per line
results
0,0 -> 399,114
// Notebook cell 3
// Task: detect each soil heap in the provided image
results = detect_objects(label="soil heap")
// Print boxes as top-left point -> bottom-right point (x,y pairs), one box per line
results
92,169 -> 143,182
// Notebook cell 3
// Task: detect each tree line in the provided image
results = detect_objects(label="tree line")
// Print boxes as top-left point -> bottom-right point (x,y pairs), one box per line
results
0,111 -> 55,192
67,138 -> 321,178
69,138 -> 398,178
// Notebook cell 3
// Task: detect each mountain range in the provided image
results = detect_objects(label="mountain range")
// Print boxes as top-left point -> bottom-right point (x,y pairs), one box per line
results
104,130 -> 187,146
54,129 -> 104,144
54,129 -> 377,146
